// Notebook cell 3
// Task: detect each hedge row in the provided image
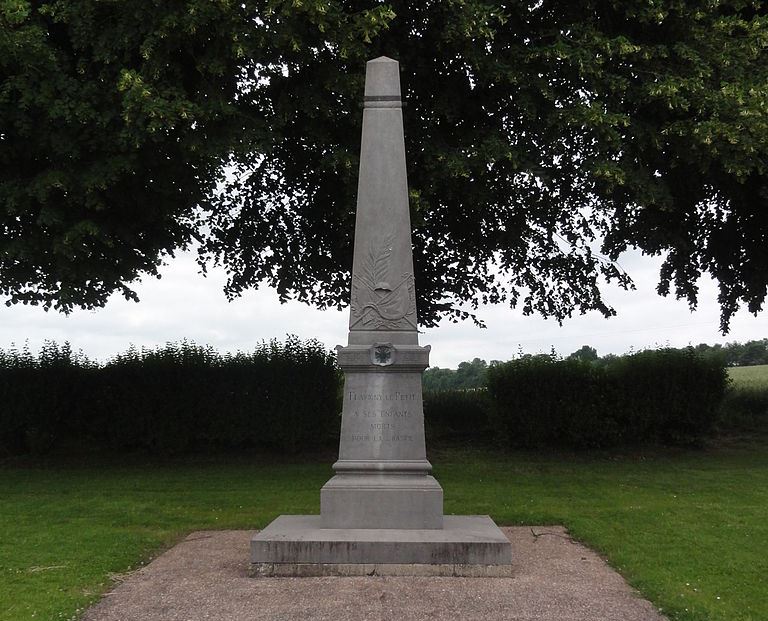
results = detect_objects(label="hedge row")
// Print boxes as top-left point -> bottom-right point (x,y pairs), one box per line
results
487,349 -> 730,448
425,350 -> 732,449
720,387 -> 768,431
424,388 -> 492,445
1,341 -> 733,455
0,338 -> 340,455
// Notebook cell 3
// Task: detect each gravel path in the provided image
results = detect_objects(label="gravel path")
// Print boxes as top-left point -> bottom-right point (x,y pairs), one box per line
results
82,526 -> 667,621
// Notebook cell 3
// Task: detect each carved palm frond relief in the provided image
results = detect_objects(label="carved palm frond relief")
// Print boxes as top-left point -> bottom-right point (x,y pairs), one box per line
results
361,232 -> 394,287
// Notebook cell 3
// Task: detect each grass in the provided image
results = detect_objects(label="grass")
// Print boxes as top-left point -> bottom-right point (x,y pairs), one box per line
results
728,364 -> 768,389
1,445 -> 767,621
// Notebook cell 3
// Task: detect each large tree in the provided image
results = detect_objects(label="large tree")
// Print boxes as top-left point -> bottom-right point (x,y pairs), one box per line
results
2,1 -> 767,330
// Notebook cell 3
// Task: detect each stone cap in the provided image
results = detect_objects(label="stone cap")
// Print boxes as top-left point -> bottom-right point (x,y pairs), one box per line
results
364,56 -> 401,101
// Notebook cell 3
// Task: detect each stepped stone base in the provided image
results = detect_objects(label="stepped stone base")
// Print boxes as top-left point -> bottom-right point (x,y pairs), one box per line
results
250,515 -> 512,577
320,473 -> 443,529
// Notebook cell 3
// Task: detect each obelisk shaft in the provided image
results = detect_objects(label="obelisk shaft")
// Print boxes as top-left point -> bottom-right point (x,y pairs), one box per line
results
348,57 -> 418,345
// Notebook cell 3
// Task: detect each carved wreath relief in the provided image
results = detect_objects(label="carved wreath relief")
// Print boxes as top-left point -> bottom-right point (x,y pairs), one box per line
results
350,233 -> 417,330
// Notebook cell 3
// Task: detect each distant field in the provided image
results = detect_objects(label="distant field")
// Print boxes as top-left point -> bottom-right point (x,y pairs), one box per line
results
728,364 -> 768,388
723,365 -> 768,431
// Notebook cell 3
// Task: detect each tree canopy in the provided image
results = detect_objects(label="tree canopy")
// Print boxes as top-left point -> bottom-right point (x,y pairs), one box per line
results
2,1 -> 767,330
568,345 -> 599,363
423,357 -> 489,391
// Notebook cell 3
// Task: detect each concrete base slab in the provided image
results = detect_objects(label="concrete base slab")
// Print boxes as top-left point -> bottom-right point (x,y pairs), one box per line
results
250,515 -> 512,574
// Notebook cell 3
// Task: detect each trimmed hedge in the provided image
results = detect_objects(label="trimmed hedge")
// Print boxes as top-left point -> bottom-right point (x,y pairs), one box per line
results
0,341 -> 94,455
487,356 -> 618,449
0,341 -> 732,455
720,387 -> 768,431
604,349 -> 728,444
487,349 -> 729,448
0,337 -> 341,455
424,389 -> 491,445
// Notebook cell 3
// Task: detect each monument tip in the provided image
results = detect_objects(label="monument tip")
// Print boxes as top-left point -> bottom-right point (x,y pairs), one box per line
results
369,56 -> 398,63
364,56 -> 401,98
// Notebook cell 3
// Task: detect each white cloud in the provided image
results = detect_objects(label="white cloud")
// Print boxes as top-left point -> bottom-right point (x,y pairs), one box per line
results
0,249 -> 764,368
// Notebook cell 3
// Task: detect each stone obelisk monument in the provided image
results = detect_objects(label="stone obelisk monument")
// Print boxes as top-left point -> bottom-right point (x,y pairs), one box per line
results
251,57 -> 511,576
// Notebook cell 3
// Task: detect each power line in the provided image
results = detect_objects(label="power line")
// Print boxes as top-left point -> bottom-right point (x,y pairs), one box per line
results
510,321 -> 719,345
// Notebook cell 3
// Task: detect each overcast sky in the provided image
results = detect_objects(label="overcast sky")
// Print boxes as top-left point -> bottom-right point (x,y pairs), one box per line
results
0,248 -> 764,368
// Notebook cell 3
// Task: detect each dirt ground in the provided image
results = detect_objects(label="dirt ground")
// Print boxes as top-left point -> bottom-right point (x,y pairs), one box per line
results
82,526 -> 667,621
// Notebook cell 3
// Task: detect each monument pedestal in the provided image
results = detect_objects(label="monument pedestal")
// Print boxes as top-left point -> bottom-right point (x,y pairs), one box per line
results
250,56 -> 511,576
249,340 -> 512,575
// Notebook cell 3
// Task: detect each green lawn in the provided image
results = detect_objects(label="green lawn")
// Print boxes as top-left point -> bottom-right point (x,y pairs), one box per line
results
1,446 -> 767,621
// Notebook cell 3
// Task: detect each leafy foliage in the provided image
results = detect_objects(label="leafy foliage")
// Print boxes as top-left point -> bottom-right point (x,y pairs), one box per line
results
606,348 -> 729,444
486,348 -> 729,448
0,337 -> 340,455
487,355 -> 619,448
2,1 -> 767,328
426,343 -> 765,442
0,0 -> 251,310
203,0 -> 768,328
691,338 -> 768,366
0,340 -> 94,453
567,345 -> 599,362
0,337 -> 745,454
424,388 -> 491,444
423,357 -> 489,391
